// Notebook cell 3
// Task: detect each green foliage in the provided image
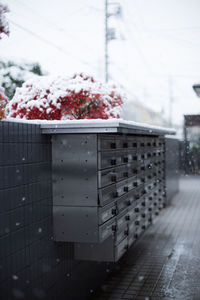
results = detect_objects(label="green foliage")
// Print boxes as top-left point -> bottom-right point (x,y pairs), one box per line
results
0,59 -> 44,100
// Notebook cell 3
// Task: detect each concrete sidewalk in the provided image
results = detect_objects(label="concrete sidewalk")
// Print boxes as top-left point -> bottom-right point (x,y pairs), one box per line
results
92,175 -> 200,300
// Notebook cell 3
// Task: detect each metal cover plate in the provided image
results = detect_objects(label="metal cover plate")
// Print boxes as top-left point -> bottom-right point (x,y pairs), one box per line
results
52,134 -> 98,206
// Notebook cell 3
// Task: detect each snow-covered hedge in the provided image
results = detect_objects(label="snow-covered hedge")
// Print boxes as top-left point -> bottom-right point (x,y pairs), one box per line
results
0,3 -> 9,39
0,86 -> 8,119
6,73 -> 124,120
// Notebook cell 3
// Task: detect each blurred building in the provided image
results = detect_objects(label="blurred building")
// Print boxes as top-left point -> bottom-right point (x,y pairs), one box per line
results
122,98 -> 168,127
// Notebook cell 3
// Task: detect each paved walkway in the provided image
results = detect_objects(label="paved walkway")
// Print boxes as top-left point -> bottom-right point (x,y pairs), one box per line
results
92,175 -> 200,300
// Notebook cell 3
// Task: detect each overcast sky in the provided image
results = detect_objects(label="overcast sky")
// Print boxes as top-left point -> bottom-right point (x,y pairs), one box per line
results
1,0 -> 200,126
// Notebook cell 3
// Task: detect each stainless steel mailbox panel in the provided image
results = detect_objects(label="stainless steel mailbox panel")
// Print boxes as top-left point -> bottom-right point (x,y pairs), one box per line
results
115,224 -> 128,245
98,184 -> 116,206
117,193 -> 130,213
98,168 -> 116,188
53,206 -> 99,243
50,131 -> 167,262
115,237 -> 128,261
52,134 -> 98,207
98,165 -> 128,188
99,218 -> 116,242
98,135 -> 116,150
128,235 -> 136,247
53,206 -> 115,243
116,210 -> 128,231
99,202 -> 116,224
98,151 -> 121,169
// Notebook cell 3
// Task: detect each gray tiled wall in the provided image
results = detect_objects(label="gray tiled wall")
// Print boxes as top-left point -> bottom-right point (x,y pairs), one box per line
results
0,121 -> 111,300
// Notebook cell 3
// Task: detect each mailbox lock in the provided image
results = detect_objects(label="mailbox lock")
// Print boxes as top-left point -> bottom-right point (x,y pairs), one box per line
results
135,207 -> 139,213
111,159 -> 116,166
135,220 -> 140,226
124,186 -> 129,192
112,225 -> 117,231
111,208 -> 117,215
127,200 -> 131,206
124,229 -> 128,236
123,157 -> 128,163
110,142 -> 116,149
125,215 -> 130,221
111,175 -> 117,182
123,172 -> 128,177
114,191 -> 118,198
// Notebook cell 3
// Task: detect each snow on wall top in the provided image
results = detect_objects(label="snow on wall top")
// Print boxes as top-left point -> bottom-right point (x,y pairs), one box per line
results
5,117 -> 176,135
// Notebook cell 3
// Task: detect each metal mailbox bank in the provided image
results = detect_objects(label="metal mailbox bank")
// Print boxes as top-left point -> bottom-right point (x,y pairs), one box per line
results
41,120 -> 175,262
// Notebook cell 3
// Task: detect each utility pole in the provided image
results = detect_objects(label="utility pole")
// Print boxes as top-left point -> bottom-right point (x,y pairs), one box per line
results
105,0 -> 122,83
168,75 -> 174,127
105,0 -> 109,83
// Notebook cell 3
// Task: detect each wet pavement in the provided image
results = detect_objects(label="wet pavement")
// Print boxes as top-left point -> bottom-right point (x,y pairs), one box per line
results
92,175 -> 200,300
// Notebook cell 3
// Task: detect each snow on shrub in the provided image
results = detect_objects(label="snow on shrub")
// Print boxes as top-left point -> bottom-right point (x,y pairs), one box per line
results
0,58 -> 44,99
0,86 -> 8,119
6,73 -> 124,120
0,3 -> 9,39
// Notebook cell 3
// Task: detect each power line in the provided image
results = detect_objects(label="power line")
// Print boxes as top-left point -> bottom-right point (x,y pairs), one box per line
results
140,26 -> 200,32
9,0 -> 95,52
147,31 -> 200,48
126,19 -> 200,49
121,20 -> 152,74
11,0 -> 89,23
9,19 -> 97,70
